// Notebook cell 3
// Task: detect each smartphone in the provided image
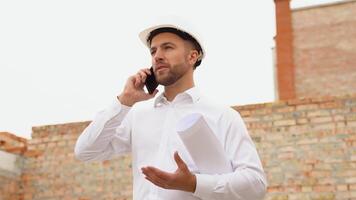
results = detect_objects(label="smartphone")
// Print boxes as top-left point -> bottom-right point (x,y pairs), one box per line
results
145,67 -> 159,94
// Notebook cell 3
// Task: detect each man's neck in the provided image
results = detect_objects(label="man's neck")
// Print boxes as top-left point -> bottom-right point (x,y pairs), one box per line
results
163,76 -> 195,102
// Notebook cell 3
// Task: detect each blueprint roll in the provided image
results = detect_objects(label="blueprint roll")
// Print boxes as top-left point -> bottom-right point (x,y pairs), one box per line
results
176,113 -> 233,174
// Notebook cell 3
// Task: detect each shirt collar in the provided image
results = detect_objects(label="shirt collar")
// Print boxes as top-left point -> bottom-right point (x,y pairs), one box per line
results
154,86 -> 201,108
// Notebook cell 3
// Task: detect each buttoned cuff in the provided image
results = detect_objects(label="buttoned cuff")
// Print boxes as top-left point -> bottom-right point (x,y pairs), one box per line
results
192,174 -> 218,199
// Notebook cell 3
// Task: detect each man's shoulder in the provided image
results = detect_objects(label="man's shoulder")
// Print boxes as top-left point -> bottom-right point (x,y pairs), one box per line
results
196,97 -> 241,121
198,96 -> 238,112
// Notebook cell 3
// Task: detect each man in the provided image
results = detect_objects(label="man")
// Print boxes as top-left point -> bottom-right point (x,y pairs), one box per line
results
75,20 -> 267,200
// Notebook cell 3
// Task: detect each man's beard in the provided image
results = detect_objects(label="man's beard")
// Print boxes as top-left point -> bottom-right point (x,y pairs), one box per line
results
156,64 -> 185,86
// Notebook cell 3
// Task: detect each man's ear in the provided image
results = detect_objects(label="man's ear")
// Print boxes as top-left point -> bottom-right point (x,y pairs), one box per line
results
188,50 -> 199,66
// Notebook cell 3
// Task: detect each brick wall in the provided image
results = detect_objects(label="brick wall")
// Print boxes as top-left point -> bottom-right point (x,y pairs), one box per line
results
22,122 -> 133,200
1,94 -> 355,200
292,1 -> 356,98
234,94 -> 356,199
275,0 -> 296,100
0,172 -> 23,200
0,132 -> 27,200
0,131 -> 27,155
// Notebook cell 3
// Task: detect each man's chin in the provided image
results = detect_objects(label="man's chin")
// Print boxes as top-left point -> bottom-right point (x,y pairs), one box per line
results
158,81 -> 173,86
157,77 -> 176,86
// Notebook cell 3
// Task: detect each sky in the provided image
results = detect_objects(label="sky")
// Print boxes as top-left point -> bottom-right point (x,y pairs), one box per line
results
0,0 -> 341,139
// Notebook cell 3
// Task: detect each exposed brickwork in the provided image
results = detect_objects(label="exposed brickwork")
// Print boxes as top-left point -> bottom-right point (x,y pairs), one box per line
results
0,173 -> 23,200
0,132 -> 26,200
21,121 -> 133,200
1,94 -> 355,200
0,131 -> 27,155
234,93 -> 356,200
292,1 -> 356,98
275,0 -> 296,100
1,2 -> 356,199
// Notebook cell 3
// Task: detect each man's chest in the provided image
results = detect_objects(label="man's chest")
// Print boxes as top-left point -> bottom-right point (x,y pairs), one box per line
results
130,105 -> 226,173
131,107 -> 197,170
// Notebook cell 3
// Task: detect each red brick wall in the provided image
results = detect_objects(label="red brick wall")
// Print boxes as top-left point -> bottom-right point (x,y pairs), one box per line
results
21,122 -> 133,200
0,174 -> 23,200
275,0 -> 296,100
235,94 -> 356,199
0,132 -> 27,200
1,94 -> 356,200
0,131 -> 27,155
292,1 -> 356,98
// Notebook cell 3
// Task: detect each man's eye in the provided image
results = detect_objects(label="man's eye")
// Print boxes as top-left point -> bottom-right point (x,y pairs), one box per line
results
150,50 -> 156,55
165,46 -> 172,49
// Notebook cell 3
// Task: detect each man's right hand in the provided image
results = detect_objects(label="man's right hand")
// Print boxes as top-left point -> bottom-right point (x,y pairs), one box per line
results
117,68 -> 159,106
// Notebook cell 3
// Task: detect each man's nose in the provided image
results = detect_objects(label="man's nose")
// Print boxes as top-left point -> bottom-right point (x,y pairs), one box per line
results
153,48 -> 164,63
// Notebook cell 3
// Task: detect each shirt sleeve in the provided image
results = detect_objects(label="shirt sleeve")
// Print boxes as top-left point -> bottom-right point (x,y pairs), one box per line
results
192,108 -> 267,200
74,98 -> 133,162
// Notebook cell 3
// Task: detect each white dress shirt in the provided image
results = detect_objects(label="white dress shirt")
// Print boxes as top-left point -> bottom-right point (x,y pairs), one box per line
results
75,87 -> 267,200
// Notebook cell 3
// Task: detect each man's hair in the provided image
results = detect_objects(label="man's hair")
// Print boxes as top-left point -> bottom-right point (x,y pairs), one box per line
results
147,27 -> 203,69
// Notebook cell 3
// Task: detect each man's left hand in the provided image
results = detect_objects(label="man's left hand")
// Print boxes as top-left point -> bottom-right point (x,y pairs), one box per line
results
141,151 -> 197,193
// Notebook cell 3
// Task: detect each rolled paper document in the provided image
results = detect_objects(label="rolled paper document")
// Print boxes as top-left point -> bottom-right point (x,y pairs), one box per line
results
176,113 -> 233,174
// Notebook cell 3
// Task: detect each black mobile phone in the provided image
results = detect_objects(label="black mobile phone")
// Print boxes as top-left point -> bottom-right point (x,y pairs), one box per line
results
145,67 -> 159,94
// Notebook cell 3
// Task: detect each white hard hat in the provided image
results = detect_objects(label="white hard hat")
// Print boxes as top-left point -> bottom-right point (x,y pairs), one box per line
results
138,17 -> 206,62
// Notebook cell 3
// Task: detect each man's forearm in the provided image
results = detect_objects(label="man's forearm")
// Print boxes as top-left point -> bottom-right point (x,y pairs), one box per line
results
192,168 -> 267,200
74,99 -> 131,161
